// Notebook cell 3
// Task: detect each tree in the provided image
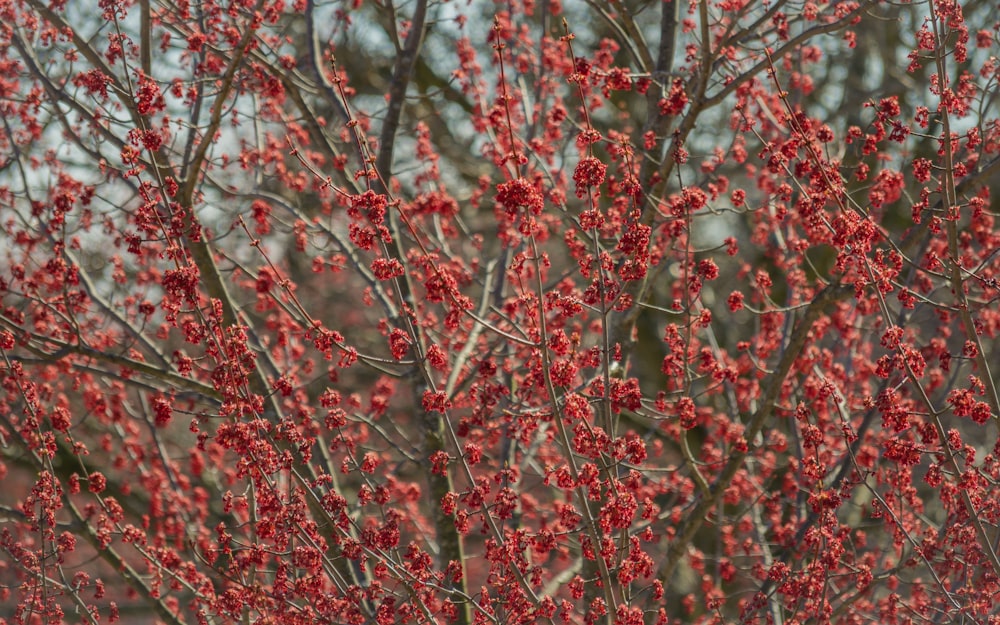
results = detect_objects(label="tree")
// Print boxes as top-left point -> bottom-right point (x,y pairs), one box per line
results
0,0 -> 999,622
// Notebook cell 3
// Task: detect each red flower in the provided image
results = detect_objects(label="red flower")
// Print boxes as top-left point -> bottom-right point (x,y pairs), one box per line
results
573,157 -> 607,197
496,178 -> 544,216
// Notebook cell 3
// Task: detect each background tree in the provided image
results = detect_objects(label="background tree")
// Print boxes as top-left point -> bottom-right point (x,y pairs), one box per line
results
1,0 -> 999,623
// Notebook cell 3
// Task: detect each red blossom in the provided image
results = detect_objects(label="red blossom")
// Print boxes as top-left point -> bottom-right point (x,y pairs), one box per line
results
659,78 -> 689,115
496,177 -> 544,216
573,157 -> 607,197
134,73 -> 165,115
87,472 -> 107,494
388,328 -> 411,360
